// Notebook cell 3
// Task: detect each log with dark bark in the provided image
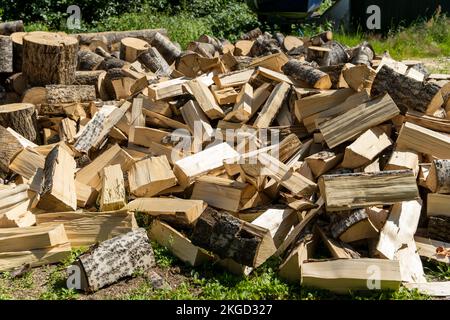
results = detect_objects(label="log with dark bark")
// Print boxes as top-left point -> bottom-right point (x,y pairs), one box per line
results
371,65 -> 442,114
322,41 -> 349,66
429,160 -> 450,194
282,60 -> 332,89
310,31 -> 333,46
138,47 -> 171,76
22,33 -> 78,86
0,20 -> 24,35
329,209 -> 378,243
72,228 -> 155,292
241,28 -> 263,40
98,57 -> 127,70
0,103 -> 39,143
428,216 -> 450,243
74,70 -> 105,86
187,41 -> 216,58
351,42 -> 375,66
274,32 -> 285,47
94,46 -> 112,58
46,85 -> 96,104
77,50 -> 104,71
0,35 -> 13,73
75,29 -> 166,47
250,35 -> 281,57
191,207 -> 276,267
198,34 -> 224,54
150,32 -> 181,65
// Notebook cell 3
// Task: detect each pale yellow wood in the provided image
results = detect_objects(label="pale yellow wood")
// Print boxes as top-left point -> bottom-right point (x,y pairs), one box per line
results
126,197 -> 205,226
129,126 -> 169,148
212,69 -> 254,88
254,82 -> 290,129
319,170 -> 419,211
191,176 -> 247,212
223,83 -> 254,123
128,156 -> 177,197
301,258 -> 402,294
186,79 -> 224,119
415,236 -> 450,265
36,210 -> 137,248
341,127 -> 392,169
9,147 -> 45,180
99,164 -> 126,211
397,122 -> 450,159
76,144 -> 134,191
148,77 -> 190,100
305,150 -> 343,177
385,148 -> 420,175
173,142 -> 239,187
319,94 -> 400,149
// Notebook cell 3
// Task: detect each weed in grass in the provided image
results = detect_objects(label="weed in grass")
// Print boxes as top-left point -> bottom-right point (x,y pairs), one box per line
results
423,260 -> 450,281
39,268 -> 79,300
152,241 -> 178,269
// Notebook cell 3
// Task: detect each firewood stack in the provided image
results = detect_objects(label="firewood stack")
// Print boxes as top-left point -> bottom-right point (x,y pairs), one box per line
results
0,23 -> 449,295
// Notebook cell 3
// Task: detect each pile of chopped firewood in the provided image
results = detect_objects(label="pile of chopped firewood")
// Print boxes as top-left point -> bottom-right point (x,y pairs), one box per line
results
0,21 -> 449,296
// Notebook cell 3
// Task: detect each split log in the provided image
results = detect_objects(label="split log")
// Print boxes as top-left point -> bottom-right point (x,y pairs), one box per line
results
341,127 -> 392,169
350,42 -> 374,66
150,32 -> 181,65
330,209 -> 379,243
319,170 -> 419,211
46,85 -> 96,104
415,236 -> 450,265
343,64 -> 377,92
191,207 -> 276,268
428,216 -> 450,243
119,37 -> 150,62
0,20 -> 24,35
319,94 -> 400,149
128,156 -> 177,197
77,50 -> 104,71
9,147 -> 45,180
173,142 -> 239,187
234,40 -> 254,56
305,150 -> 343,177
36,210 -> 137,248
321,41 -> 349,66
0,35 -> 13,73
282,60 -> 332,89
75,144 -> 134,191
185,79 -> 225,119
283,36 -> 304,51
75,29 -> 166,47
38,144 -> 77,212
126,198 -> 205,227
318,63 -> 351,89
180,100 -> 214,144
316,226 -> 361,259
371,65 -> 443,114
253,81 -> 290,128
138,47 -> 171,76
428,160 -> 450,194
396,122 -> 450,159
99,164 -> 126,211
0,184 -> 35,228
72,228 -> 155,292
250,35 -> 281,57
385,148 -> 419,174
22,33 -> 78,86
0,125 -> 24,174
191,176 -> 248,212
0,103 -> 39,144
301,259 -> 401,294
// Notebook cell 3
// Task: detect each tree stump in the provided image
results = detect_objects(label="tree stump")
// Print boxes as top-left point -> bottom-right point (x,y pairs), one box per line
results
22,32 -> 78,86
72,228 -> 155,292
0,35 -> 13,73
11,32 -> 25,72
0,103 -> 39,143
119,37 -> 150,62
